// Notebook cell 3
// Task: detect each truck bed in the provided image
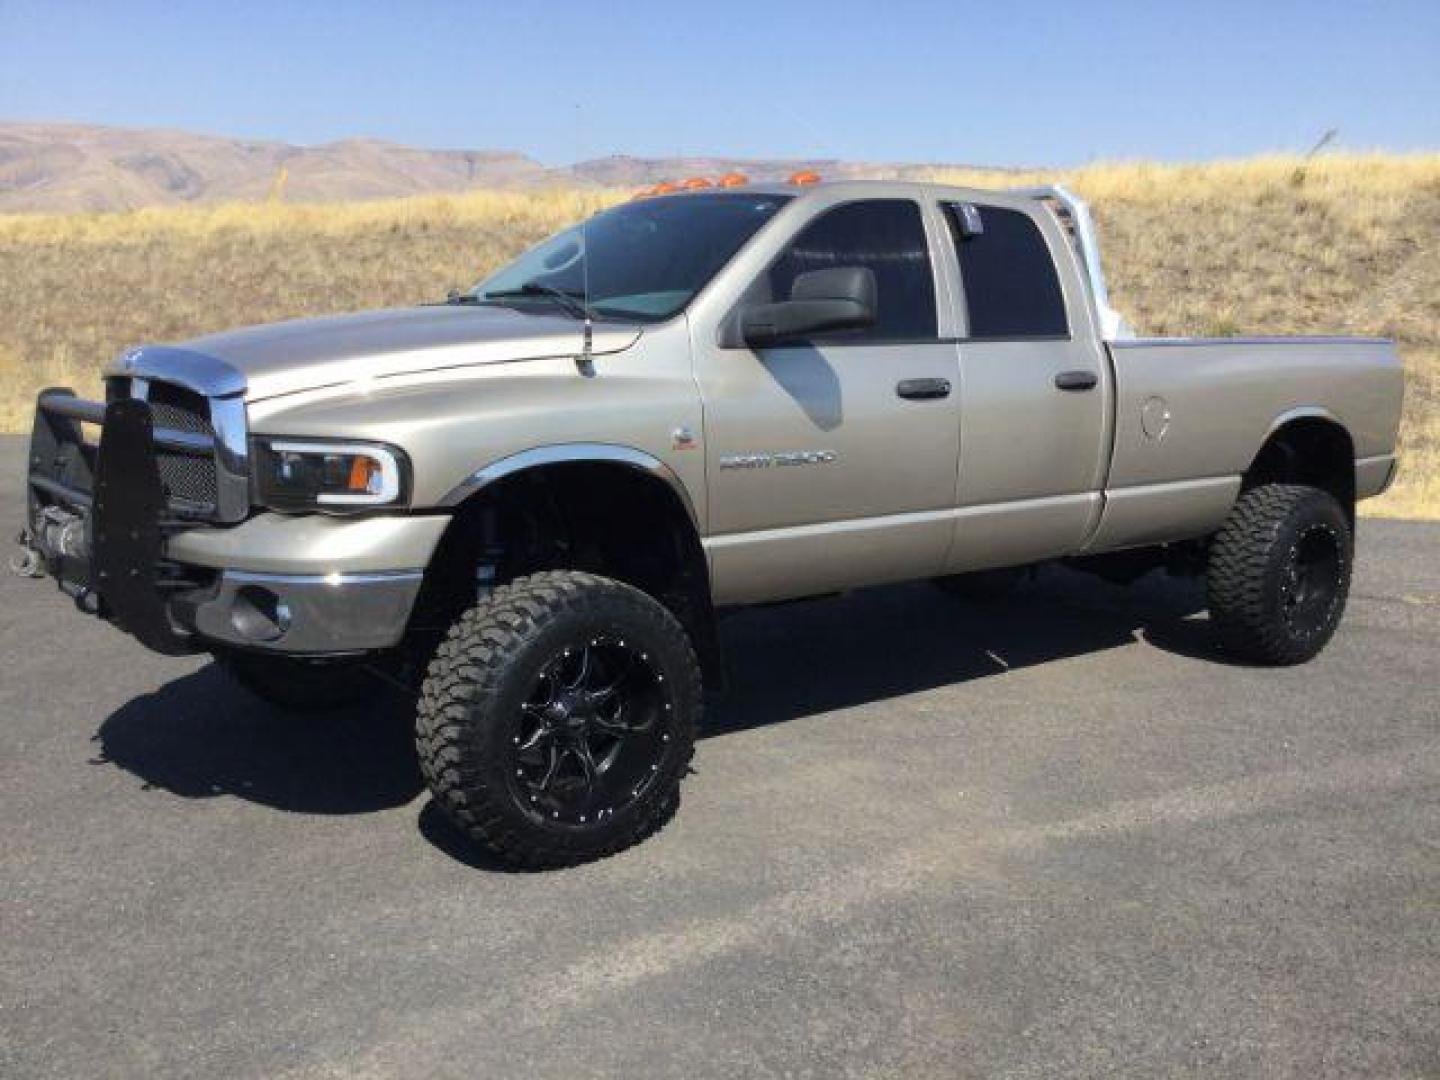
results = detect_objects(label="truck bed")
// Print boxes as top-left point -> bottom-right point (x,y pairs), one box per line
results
1084,336 -> 1404,552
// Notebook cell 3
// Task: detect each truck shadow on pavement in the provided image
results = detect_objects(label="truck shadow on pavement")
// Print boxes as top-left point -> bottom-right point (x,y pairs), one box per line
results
706,568 -> 1212,736
92,567 -> 1212,857
93,667 -> 423,815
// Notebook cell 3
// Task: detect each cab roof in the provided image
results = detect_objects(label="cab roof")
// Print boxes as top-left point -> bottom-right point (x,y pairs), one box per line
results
648,177 -> 1041,209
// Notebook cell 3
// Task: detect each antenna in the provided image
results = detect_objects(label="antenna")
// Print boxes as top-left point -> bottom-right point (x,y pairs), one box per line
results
575,101 -> 595,375
579,237 -> 594,376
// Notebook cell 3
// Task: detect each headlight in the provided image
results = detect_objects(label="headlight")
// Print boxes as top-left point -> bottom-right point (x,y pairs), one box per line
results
252,439 -> 410,511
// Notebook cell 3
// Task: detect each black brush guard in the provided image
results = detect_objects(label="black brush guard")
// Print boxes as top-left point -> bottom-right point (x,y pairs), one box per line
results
25,389 -> 202,655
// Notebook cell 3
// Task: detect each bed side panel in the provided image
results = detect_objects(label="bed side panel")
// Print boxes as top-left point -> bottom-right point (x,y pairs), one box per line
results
1105,338 -> 1402,489
1084,338 -> 1403,552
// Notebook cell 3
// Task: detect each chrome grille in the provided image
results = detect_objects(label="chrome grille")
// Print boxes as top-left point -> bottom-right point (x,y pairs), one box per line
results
102,373 -> 248,520
147,385 -> 212,434
158,449 -> 220,507
28,349 -> 249,527
146,383 -> 219,508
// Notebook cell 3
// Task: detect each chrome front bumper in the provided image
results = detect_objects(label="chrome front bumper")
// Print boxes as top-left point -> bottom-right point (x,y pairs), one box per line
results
173,569 -> 426,653
163,510 -> 449,653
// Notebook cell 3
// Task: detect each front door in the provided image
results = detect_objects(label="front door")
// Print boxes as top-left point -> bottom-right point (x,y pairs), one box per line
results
692,198 -> 963,604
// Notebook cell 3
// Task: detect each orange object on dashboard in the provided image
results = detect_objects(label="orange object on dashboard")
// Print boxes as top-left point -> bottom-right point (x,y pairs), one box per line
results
717,172 -> 748,187
789,170 -> 821,185
681,177 -> 713,189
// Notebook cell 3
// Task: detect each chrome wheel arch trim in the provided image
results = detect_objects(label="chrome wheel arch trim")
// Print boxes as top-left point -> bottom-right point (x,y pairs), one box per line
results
1264,404 -> 1347,439
440,443 -> 700,528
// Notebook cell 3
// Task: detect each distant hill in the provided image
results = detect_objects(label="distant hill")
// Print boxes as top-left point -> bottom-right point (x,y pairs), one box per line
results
0,122 -> 559,212
0,121 -> 1004,213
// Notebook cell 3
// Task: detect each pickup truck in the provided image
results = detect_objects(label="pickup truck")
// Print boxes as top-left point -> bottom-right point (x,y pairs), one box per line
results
18,179 -> 1404,867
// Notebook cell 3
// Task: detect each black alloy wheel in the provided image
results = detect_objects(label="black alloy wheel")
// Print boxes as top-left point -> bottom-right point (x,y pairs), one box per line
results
416,571 -> 701,868
509,634 -> 675,827
1279,521 -> 1345,642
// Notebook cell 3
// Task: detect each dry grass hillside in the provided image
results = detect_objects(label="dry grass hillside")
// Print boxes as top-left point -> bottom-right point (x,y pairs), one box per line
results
0,153 -> 1436,517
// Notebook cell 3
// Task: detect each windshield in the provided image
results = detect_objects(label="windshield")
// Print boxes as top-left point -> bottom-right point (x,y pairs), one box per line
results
472,192 -> 791,323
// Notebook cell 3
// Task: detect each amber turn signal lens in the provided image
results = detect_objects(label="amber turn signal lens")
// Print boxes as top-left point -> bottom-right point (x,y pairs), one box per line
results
347,454 -> 379,493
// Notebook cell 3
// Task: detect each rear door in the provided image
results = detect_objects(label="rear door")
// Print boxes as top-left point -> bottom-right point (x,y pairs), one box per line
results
693,197 -> 963,604
938,200 -> 1113,571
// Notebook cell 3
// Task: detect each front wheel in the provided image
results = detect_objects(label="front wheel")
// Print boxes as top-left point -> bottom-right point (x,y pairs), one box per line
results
1206,483 -> 1353,665
415,571 -> 701,869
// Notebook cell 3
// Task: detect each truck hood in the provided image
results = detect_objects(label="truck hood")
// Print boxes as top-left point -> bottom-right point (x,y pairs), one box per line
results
172,305 -> 643,401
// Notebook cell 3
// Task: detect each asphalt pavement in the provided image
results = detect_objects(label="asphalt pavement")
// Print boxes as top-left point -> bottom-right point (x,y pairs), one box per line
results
2,434 -> 1437,1078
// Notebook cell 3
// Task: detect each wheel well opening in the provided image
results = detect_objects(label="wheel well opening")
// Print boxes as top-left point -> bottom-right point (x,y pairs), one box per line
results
410,461 -> 720,682
1244,417 -> 1355,521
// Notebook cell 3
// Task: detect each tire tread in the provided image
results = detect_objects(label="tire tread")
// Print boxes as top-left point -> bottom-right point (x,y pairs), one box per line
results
1206,483 -> 1350,665
415,570 -> 699,869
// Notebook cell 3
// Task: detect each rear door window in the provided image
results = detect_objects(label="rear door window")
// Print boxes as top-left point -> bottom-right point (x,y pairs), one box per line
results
945,204 -> 1068,339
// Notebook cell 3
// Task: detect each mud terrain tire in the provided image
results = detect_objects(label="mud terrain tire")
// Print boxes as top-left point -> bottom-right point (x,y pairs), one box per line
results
1206,483 -> 1352,665
416,571 -> 701,869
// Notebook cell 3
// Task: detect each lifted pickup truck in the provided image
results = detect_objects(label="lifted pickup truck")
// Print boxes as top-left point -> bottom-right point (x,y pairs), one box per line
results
19,180 -> 1403,867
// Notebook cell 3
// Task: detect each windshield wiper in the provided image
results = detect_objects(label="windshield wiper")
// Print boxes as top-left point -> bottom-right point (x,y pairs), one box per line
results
479,282 -> 595,323
477,281 -> 601,375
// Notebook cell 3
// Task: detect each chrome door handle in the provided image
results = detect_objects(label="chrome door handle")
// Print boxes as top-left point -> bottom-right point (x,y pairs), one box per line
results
896,378 -> 952,400
1054,370 -> 1098,391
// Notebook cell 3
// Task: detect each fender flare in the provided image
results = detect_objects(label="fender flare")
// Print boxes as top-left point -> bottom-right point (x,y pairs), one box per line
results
1263,404 -> 1345,442
438,443 -> 701,531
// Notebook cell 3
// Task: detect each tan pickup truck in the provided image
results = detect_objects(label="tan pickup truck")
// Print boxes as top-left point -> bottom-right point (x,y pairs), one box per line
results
19,179 -> 1404,866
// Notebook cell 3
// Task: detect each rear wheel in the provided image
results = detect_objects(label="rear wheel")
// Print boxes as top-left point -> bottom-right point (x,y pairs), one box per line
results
415,571 -> 700,869
1206,483 -> 1352,665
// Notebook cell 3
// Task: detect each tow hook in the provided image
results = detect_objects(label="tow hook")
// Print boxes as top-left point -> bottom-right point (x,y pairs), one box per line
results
10,529 -> 44,579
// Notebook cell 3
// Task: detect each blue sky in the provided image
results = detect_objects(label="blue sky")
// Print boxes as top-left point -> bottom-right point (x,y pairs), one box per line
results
2,0 -> 1437,165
